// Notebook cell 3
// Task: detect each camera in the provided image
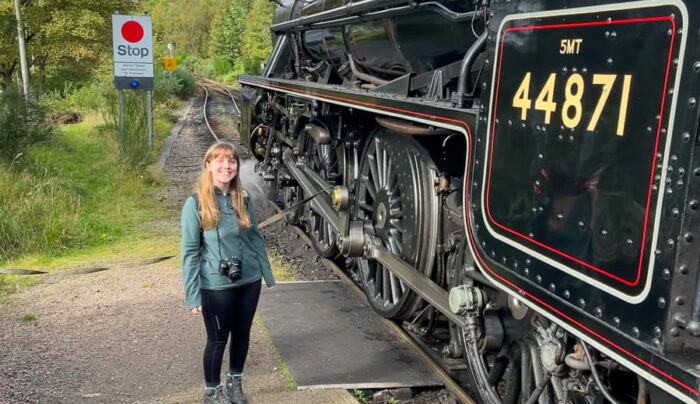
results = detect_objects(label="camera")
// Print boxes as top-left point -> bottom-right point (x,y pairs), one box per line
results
218,257 -> 242,281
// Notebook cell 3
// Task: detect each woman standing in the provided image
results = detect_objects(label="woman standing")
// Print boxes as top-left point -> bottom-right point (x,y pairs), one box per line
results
181,141 -> 276,404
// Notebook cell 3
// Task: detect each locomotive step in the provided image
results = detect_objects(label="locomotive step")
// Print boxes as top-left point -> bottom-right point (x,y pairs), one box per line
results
257,280 -> 443,390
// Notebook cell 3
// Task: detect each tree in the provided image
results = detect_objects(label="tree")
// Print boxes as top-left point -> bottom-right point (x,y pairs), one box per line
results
0,2 -> 18,89
0,0 -> 138,92
239,0 -> 275,73
148,0 -> 224,58
208,0 -> 252,64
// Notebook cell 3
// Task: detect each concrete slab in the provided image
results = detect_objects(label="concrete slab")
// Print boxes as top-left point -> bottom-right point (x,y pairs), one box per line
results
258,281 -> 443,390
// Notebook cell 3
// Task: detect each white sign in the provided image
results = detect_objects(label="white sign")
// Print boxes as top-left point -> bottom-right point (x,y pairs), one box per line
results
114,62 -> 154,78
112,15 -> 153,76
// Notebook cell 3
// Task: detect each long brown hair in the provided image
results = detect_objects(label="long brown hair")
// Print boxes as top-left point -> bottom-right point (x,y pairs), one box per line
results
196,141 -> 250,231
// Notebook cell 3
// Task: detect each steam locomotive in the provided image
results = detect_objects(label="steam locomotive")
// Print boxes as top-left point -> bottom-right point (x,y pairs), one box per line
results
238,0 -> 700,402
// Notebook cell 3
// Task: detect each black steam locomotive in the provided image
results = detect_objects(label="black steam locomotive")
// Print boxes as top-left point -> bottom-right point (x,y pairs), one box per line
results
238,0 -> 700,402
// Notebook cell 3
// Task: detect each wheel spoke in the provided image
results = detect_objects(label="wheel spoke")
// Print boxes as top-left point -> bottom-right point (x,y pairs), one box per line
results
365,180 -> 377,199
388,234 -> 402,255
359,202 -> 374,213
389,219 -> 405,234
368,154 -> 380,189
383,267 -> 391,305
382,149 -> 391,188
390,272 -> 400,305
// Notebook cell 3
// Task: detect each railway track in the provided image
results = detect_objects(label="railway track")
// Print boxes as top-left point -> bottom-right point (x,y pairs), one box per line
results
196,78 -> 475,404
197,82 -> 222,141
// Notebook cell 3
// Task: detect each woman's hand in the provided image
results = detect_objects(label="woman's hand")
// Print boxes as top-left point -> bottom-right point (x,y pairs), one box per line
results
190,306 -> 201,315
265,286 -> 274,290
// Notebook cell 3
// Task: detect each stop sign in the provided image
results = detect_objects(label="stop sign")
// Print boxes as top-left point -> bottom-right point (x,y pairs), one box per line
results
112,15 -> 153,64
121,21 -> 144,43
112,14 -> 153,89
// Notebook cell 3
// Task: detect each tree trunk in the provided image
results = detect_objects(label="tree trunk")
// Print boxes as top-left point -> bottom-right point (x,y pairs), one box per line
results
2,71 -> 12,91
14,0 -> 31,98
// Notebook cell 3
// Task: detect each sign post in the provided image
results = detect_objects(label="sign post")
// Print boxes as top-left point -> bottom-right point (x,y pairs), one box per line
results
112,14 -> 154,150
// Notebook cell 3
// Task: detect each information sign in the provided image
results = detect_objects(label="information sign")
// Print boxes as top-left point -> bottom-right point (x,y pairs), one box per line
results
112,15 -> 153,90
164,58 -> 177,71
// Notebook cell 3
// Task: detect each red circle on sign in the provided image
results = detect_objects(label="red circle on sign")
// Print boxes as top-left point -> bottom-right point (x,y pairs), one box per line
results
121,21 -> 144,43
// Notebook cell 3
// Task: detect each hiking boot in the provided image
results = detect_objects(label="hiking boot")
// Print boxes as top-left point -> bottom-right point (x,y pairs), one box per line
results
203,385 -> 227,404
225,374 -> 248,404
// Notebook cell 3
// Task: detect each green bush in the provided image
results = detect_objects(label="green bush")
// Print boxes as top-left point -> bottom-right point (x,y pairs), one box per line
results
154,65 -> 195,101
171,68 -> 196,98
101,89 -> 151,166
0,90 -> 52,161
43,81 -> 108,118
154,66 -> 184,103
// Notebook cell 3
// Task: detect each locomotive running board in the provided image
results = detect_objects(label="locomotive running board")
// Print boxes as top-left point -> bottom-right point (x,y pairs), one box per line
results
368,241 -> 467,328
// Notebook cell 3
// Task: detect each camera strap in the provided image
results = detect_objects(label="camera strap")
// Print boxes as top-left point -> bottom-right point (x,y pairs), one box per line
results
258,186 -> 332,230
215,225 -> 243,262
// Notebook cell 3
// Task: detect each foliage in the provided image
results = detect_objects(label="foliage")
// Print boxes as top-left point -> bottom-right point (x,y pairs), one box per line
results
0,0 -> 137,91
0,88 -> 52,161
147,0 -> 225,58
208,0 -> 252,64
171,68 -> 196,98
101,89 -> 151,166
0,112 -> 170,267
353,389 -> 369,404
203,0 -> 276,79
239,0 -> 276,74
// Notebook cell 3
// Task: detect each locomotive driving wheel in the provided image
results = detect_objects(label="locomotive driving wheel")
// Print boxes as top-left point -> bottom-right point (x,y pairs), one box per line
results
304,135 -> 343,257
354,129 -> 439,320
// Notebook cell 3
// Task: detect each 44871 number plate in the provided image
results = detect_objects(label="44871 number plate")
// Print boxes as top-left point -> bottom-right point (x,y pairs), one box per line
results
483,3 -> 684,298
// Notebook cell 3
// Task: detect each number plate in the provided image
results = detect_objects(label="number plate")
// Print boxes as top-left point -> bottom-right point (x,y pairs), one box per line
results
483,4 -> 682,296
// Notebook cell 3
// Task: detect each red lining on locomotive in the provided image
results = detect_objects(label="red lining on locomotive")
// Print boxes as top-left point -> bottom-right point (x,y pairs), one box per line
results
485,16 -> 676,287
238,71 -> 697,398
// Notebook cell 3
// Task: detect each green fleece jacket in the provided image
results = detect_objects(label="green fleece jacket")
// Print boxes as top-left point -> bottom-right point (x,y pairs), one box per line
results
180,188 -> 275,309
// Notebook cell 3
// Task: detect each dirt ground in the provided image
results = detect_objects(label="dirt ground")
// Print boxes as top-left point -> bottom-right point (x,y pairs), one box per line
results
0,90 -> 449,404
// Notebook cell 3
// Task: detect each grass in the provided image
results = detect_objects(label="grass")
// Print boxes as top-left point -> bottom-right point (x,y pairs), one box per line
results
268,254 -> 297,282
0,103 -> 181,298
353,389 -> 369,403
19,314 -> 36,323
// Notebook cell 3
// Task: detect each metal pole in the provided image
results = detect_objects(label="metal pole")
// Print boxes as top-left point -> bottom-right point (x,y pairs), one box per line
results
146,90 -> 153,150
118,90 -> 125,151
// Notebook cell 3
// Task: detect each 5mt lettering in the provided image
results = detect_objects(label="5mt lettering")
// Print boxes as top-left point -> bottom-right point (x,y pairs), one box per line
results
512,72 -> 632,136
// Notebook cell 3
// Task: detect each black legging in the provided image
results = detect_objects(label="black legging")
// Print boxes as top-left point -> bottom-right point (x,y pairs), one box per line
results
200,280 -> 262,387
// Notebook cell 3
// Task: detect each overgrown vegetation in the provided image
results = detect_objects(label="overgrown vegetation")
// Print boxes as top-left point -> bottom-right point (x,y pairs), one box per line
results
0,113 -> 171,264
150,0 -> 276,83
0,89 -> 51,160
0,0 -> 277,295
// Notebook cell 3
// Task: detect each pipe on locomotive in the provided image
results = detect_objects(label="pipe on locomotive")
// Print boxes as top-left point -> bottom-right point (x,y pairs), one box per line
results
271,0 -> 411,32
349,55 -> 388,86
291,2 -> 480,31
451,31 -> 487,108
